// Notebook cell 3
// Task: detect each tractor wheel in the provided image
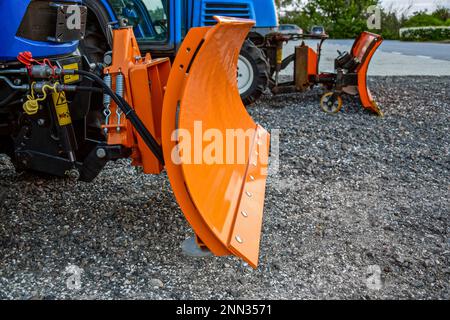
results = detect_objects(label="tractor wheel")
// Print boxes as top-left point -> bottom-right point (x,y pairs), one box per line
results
79,23 -> 110,63
79,0 -> 112,63
320,92 -> 343,114
238,40 -> 270,106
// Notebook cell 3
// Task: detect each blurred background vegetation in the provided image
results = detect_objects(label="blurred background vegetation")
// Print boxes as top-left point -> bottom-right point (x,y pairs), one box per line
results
275,0 -> 450,40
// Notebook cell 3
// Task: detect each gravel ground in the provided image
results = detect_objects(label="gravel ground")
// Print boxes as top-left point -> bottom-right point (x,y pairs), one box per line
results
0,76 -> 449,300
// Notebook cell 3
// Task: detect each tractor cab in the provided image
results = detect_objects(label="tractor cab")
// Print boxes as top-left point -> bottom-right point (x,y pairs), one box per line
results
115,0 -> 169,41
106,0 -> 178,56
84,0 -> 277,105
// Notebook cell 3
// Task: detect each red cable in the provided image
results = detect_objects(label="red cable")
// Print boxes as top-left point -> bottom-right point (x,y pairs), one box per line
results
17,52 -> 57,78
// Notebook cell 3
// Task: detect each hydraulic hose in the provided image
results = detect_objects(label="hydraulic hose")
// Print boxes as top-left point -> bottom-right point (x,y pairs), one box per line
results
0,90 -> 20,107
0,68 -> 28,75
68,69 -> 165,165
0,76 -> 29,91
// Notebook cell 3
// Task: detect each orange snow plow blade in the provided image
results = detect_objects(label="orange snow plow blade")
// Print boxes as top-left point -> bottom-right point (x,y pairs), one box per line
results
162,17 -> 270,268
352,32 -> 383,116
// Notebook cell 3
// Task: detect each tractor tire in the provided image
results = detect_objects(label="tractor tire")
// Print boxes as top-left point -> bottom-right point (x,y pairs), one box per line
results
238,40 -> 270,106
79,0 -> 112,63
79,23 -> 109,63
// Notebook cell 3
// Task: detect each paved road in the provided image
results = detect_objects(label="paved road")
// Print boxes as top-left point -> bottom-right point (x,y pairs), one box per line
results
283,39 -> 450,76
326,40 -> 450,61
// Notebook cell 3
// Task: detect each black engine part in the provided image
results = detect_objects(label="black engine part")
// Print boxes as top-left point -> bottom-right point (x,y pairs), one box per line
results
335,50 -> 360,72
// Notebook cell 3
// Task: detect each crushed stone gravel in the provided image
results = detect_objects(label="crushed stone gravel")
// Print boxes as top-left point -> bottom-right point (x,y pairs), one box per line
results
0,76 -> 449,299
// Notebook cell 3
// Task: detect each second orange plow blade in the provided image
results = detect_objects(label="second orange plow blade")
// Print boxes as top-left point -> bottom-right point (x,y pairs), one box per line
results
162,17 -> 270,268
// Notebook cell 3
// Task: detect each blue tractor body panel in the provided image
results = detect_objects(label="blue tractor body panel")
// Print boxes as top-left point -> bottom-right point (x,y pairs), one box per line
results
191,0 -> 278,28
1,0 -> 277,61
99,0 -> 278,49
99,0 -> 119,21
0,0 -> 82,62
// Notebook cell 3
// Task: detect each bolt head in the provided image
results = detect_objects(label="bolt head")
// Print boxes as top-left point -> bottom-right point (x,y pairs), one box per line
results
103,54 -> 113,65
66,169 -> 80,180
96,148 -> 107,159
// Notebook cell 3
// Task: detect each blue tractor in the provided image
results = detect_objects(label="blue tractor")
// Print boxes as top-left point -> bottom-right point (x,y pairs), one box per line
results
80,0 -> 279,105
0,0 -> 275,180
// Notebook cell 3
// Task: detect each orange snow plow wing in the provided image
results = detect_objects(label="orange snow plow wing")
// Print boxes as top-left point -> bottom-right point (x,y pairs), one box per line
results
352,32 -> 383,116
102,17 -> 269,267
162,17 -> 270,268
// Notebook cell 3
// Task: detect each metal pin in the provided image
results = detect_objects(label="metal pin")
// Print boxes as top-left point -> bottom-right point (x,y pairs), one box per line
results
249,175 -> 255,181
235,235 -> 243,243
246,191 -> 252,197
241,211 -> 248,217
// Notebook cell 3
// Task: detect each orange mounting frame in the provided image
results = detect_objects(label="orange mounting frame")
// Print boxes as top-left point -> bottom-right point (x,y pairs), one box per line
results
103,27 -> 171,174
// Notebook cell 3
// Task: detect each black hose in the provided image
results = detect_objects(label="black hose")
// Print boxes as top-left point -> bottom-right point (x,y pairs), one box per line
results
0,90 -> 20,107
58,85 -> 104,94
70,69 -> 165,164
0,68 -> 27,75
0,76 -> 29,91
281,54 -> 295,71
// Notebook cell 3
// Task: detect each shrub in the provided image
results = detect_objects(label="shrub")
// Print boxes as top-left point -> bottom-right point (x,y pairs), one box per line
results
403,13 -> 444,27
400,27 -> 450,41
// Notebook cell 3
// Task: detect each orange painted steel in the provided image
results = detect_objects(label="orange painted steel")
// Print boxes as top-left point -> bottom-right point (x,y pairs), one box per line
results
104,27 -> 170,174
301,31 -> 383,115
105,19 -> 270,267
352,32 -> 384,116
307,47 -> 318,77
162,17 -> 270,268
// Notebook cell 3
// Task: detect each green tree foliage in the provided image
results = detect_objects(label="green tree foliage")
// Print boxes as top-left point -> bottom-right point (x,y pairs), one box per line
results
275,0 -> 297,9
432,6 -> 450,21
281,0 -> 379,38
401,27 -> 450,41
280,1 -> 450,41
403,12 -> 445,27
400,7 -> 450,41
379,8 -> 407,40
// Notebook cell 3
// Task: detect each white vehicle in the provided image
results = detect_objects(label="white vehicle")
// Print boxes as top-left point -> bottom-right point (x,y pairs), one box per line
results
311,25 -> 326,35
279,24 -> 303,35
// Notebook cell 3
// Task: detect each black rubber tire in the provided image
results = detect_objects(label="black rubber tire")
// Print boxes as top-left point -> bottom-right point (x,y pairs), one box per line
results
78,1 -> 111,134
79,0 -> 112,63
239,40 -> 270,106
79,23 -> 109,63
